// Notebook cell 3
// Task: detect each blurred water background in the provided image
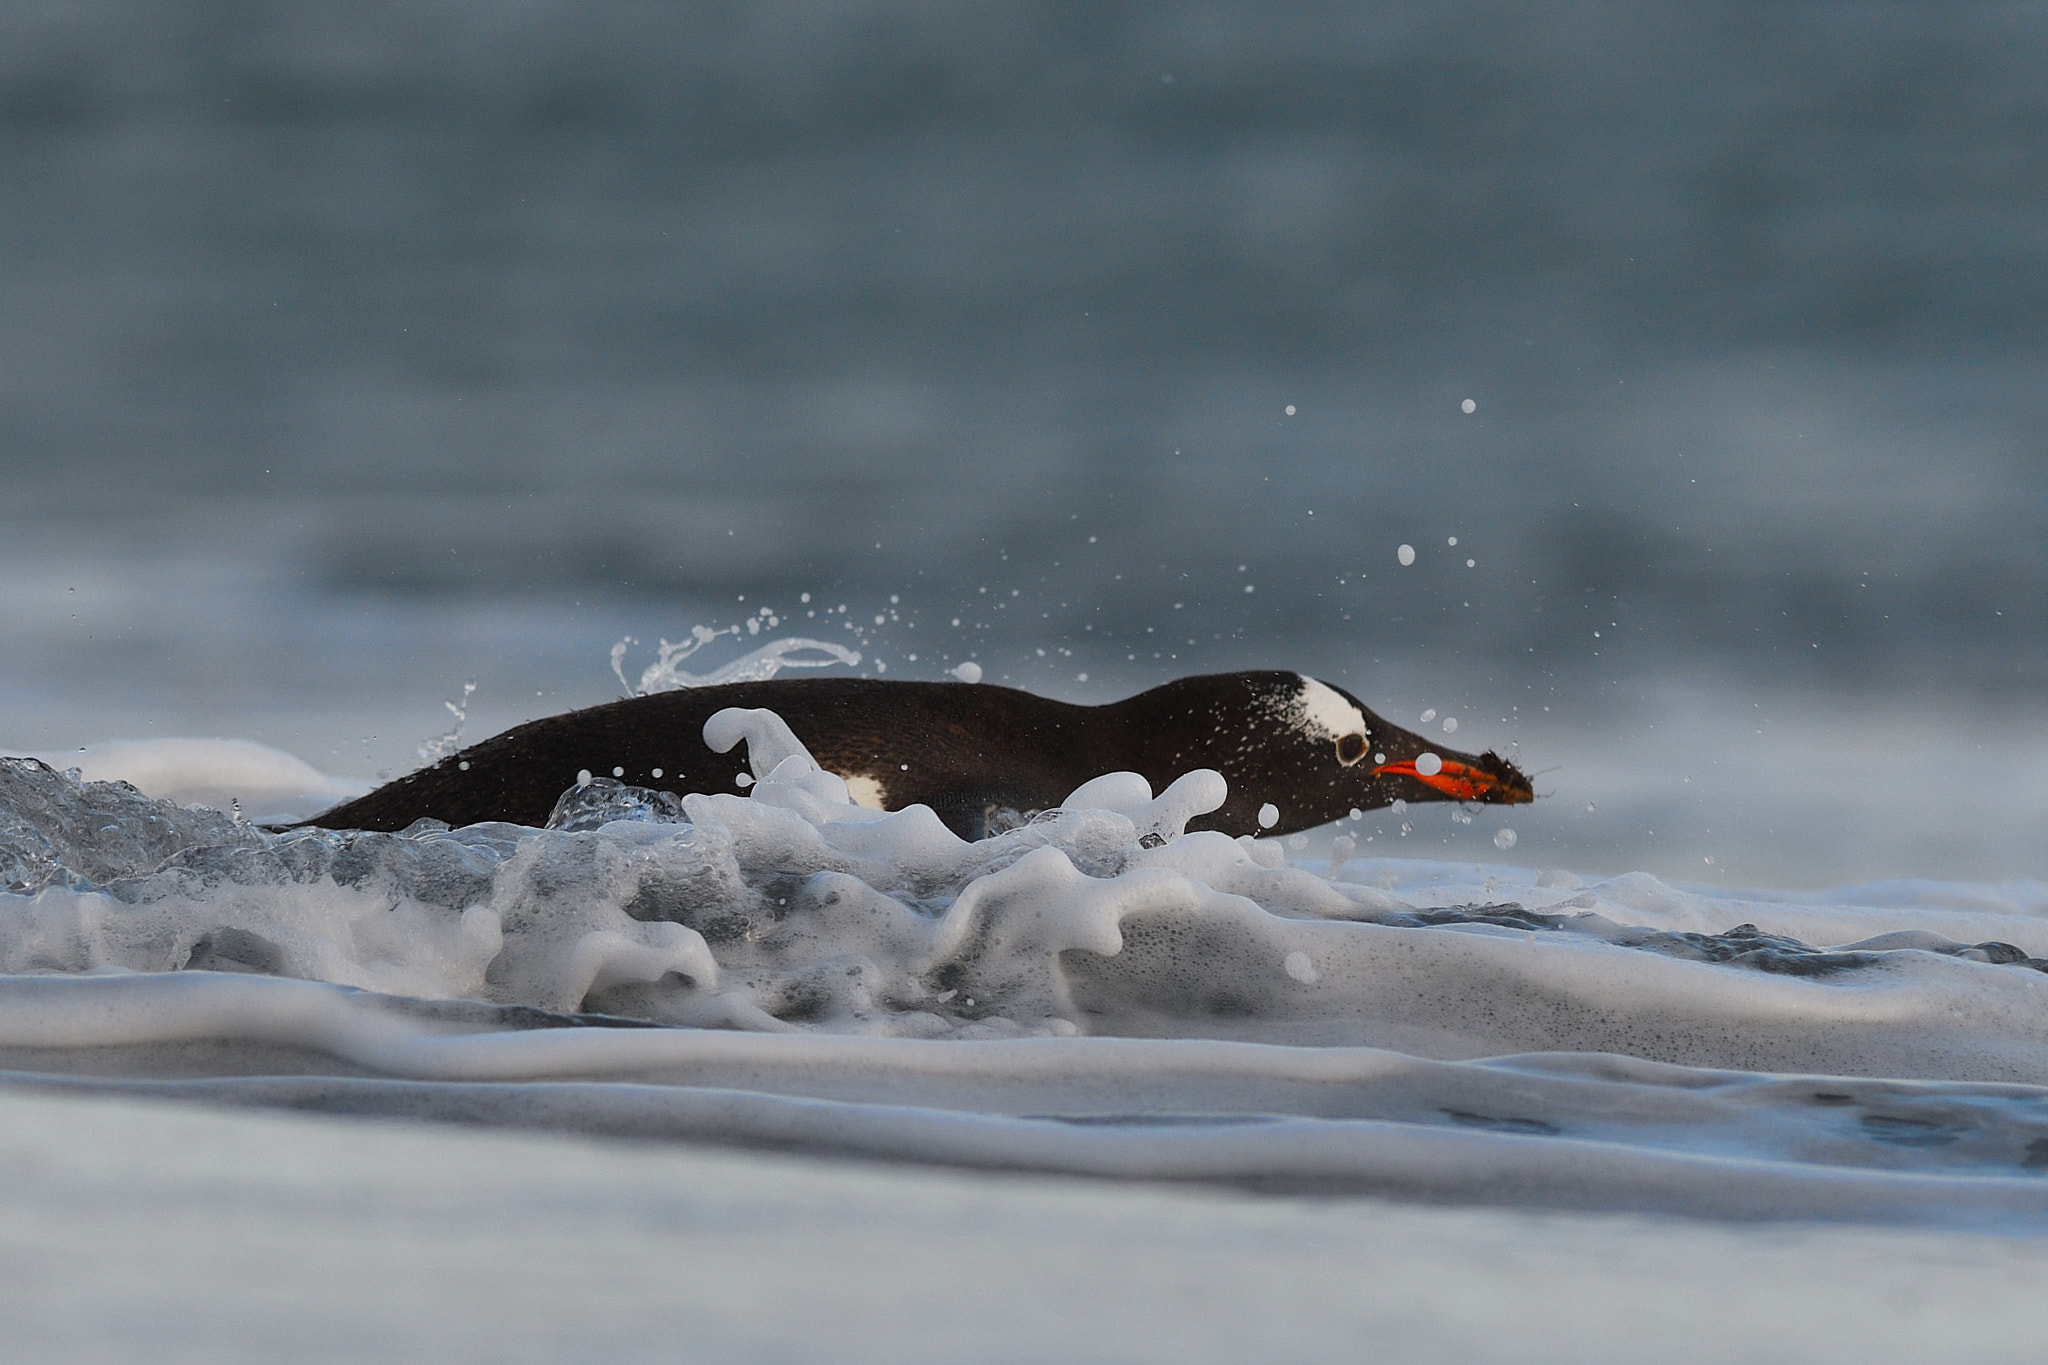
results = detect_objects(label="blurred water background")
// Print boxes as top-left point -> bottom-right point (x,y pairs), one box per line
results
2,0 -> 2043,886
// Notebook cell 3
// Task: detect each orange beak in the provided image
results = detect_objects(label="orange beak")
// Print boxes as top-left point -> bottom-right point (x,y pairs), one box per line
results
1371,754 -> 1533,804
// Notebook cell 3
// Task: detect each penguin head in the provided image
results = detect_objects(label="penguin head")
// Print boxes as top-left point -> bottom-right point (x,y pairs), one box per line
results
1290,674 -> 1531,809
1139,672 -> 1535,836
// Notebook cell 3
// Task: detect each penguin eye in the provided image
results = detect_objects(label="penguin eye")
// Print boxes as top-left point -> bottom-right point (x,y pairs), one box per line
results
1335,733 -> 1368,766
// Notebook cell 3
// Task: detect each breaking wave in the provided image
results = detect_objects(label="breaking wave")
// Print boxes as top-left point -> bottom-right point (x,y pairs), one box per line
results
6,721 -> 2048,1226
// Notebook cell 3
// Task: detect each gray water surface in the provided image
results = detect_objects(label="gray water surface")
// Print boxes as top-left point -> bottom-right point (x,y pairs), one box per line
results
3,0 -> 2042,884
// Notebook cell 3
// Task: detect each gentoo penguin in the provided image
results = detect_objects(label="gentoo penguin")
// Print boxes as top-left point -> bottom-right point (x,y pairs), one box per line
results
309,671 -> 1533,839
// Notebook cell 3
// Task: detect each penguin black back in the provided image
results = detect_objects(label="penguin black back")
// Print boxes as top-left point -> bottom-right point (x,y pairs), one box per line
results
309,672 -> 1533,839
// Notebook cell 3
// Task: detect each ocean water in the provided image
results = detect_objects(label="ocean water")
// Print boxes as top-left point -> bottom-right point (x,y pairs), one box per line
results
5,0 -> 2046,894
8,1 -> 2048,1355
8,719 -> 2048,1229
11,712 -> 2048,1358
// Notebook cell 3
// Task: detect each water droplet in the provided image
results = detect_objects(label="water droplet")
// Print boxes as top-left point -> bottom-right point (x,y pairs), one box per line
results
1493,828 -> 1518,850
1420,708 -> 1437,722
951,661 -> 983,683
1415,752 -> 1443,776
576,769 -> 593,787
1397,544 -> 1416,566
1257,803 -> 1280,829
1460,399 -> 1476,414
1283,951 -> 1319,984
1442,718 -> 1458,733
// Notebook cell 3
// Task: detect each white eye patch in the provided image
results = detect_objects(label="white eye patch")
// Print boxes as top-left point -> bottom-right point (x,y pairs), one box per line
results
1296,677 -> 1370,744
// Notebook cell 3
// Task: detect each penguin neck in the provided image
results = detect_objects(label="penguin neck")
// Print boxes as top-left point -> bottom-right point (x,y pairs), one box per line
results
1097,672 -> 1305,794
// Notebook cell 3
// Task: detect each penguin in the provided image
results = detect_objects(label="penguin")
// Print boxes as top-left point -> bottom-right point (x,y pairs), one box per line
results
308,671 -> 1534,839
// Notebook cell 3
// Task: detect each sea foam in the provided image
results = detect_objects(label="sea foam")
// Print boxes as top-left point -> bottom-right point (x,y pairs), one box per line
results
5,724 -> 2048,1226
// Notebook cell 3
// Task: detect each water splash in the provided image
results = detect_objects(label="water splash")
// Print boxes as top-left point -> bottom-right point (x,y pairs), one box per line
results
610,630 -> 861,695
417,682 -> 477,762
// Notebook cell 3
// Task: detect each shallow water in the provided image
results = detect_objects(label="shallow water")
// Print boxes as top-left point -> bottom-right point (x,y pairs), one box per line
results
17,1085 -> 2048,1365
7,728 -> 2048,1229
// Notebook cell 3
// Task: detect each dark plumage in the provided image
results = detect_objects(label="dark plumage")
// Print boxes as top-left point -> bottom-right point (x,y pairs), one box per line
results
309,671 -> 1534,839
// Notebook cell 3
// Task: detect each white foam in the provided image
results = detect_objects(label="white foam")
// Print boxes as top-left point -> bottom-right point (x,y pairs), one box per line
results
43,738 -> 367,822
10,724 -> 2048,1225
